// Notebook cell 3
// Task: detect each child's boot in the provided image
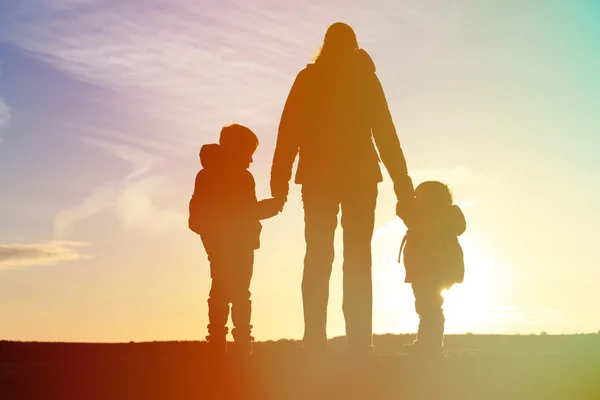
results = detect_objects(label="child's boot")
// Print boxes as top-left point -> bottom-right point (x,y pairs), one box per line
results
231,294 -> 253,357
206,325 -> 228,356
403,311 -> 445,357
229,325 -> 254,357
206,293 -> 229,355
402,339 -> 444,358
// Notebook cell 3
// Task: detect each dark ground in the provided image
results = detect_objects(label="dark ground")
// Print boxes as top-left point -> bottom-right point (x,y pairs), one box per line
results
1,334 -> 599,400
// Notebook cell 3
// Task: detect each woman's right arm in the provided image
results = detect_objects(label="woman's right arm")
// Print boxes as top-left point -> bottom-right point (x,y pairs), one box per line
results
369,74 -> 415,225
270,70 -> 307,202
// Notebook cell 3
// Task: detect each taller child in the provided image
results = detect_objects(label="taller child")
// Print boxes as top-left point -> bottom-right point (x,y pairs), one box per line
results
189,124 -> 281,356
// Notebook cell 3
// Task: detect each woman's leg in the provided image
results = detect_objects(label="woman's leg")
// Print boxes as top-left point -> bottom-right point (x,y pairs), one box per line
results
340,182 -> 378,352
301,184 -> 340,351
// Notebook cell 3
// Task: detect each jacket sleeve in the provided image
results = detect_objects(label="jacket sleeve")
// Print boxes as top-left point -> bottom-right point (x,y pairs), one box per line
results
270,70 -> 306,199
369,74 -> 415,220
240,172 -> 260,221
232,172 -> 263,249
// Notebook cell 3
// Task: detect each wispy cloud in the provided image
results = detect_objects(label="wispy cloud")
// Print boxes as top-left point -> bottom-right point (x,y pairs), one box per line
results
81,137 -> 162,182
54,183 -> 119,238
1,0 -> 463,237
0,241 -> 91,270
2,0 -> 312,235
0,65 -> 11,144
0,95 -> 9,129
114,175 -> 185,235
0,0 -> 311,149
54,137 -> 185,238
0,0 -> 459,146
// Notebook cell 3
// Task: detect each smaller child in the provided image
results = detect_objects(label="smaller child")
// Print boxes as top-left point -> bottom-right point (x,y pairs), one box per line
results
399,181 -> 466,356
188,124 -> 282,356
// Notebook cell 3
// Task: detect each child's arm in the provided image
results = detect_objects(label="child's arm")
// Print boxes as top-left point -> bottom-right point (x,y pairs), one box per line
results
257,197 -> 283,220
450,205 -> 467,236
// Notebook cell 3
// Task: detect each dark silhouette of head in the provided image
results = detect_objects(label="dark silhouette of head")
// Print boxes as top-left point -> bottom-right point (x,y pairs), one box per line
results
415,181 -> 453,208
219,124 -> 259,169
315,22 -> 358,63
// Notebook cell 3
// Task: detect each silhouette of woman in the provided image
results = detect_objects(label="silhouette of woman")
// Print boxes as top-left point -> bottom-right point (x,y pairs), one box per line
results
270,22 -> 414,353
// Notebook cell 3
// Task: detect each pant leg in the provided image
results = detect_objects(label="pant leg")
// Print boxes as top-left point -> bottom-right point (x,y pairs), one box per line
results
230,250 -> 254,342
207,252 -> 231,341
411,282 -> 445,347
340,183 -> 378,351
301,184 -> 340,349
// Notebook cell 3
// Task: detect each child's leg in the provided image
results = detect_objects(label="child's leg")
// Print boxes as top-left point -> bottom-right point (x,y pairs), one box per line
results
230,250 -> 254,344
411,282 -> 445,349
206,253 -> 230,344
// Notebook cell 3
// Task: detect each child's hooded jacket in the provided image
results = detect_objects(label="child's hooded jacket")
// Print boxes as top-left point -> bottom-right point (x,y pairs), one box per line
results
189,144 -> 262,253
401,204 -> 466,288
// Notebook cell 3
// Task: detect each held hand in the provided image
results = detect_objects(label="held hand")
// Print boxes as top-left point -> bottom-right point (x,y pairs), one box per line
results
272,195 -> 287,213
258,197 -> 286,219
270,181 -> 290,203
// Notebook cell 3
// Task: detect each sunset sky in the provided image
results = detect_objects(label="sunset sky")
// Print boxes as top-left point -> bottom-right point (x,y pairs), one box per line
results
0,0 -> 599,342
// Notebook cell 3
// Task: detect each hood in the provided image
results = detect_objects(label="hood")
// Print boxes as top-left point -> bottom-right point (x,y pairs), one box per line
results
199,143 -> 222,169
307,48 -> 376,74
356,48 -> 376,73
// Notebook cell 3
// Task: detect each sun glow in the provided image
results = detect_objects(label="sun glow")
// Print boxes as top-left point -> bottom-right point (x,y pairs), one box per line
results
371,219 -> 503,335
442,235 -> 500,333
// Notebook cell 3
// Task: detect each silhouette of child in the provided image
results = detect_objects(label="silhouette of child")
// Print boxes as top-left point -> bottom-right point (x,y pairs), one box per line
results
399,181 -> 466,356
188,124 -> 282,356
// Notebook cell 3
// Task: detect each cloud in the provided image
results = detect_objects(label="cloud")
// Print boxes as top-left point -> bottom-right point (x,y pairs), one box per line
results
372,218 -> 405,241
0,0 -> 460,147
54,183 -> 119,238
114,176 -> 185,235
0,0 -> 309,151
0,95 -> 9,129
2,0 -> 309,236
0,65 -> 11,144
54,137 -> 185,238
81,137 -> 162,182
0,241 -> 91,270
1,0 -> 463,237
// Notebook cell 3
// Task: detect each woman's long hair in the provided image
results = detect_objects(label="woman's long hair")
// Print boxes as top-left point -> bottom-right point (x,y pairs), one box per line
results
313,22 -> 359,63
